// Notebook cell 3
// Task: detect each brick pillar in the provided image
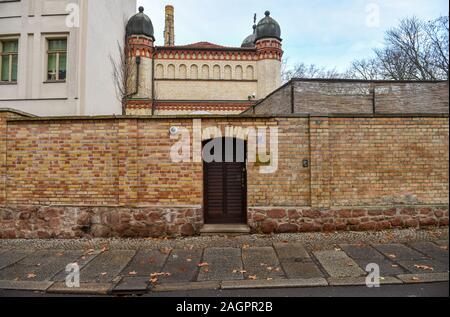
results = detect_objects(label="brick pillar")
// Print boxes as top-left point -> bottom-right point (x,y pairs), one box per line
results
0,113 -> 7,206
117,119 -> 139,206
309,117 -> 331,208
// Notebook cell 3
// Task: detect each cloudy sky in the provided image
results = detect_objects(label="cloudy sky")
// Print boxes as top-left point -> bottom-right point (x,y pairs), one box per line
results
137,0 -> 449,71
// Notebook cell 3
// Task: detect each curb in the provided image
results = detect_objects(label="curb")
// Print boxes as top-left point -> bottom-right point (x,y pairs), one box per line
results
47,282 -> 114,295
0,280 -> 54,292
397,273 -> 449,284
152,281 -> 221,292
327,276 -> 403,286
221,278 -> 328,290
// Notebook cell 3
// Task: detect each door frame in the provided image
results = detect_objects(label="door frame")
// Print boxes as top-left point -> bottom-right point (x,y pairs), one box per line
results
202,137 -> 248,225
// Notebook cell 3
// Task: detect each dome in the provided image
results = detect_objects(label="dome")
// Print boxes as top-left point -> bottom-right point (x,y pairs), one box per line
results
241,25 -> 257,48
126,7 -> 155,40
255,11 -> 281,41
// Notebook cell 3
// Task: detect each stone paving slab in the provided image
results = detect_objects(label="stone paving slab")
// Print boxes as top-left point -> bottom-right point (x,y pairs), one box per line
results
353,259 -> 406,276
120,250 -> 168,277
52,250 -> 102,282
221,278 -> 328,290
152,281 -> 220,292
79,250 -> 136,283
327,276 -> 403,286
397,259 -> 449,274
313,250 -> 366,278
273,243 -> 311,262
407,241 -> 449,263
340,244 -> 385,260
397,272 -> 449,284
197,248 -> 243,282
0,250 -> 33,270
242,247 -> 285,280
113,277 -> 149,294
47,282 -> 113,295
280,261 -> 324,279
0,250 -> 83,281
160,249 -> 203,284
0,279 -> 54,291
373,244 -> 427,261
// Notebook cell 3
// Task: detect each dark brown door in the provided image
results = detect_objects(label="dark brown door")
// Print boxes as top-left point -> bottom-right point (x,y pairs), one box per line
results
203,138 -> 247,224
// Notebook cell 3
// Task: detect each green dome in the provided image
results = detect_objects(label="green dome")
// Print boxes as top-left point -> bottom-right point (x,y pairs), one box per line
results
126,7 -> 155,40
241,25 -> 257,48
255,11 -> 281,41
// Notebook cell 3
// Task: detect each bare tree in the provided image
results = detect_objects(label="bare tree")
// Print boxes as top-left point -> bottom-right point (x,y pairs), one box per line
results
349,15 -> 449,80
282,60 -> 342,83
110,40 -> 136,115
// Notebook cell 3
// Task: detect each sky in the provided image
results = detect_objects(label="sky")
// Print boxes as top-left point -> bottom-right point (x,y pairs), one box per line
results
137,0 -> 449,72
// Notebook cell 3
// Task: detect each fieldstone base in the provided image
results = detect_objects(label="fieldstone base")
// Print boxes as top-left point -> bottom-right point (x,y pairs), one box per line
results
0,204 -> 448,238
0,205 -> 203,239
248,205 -> 449,234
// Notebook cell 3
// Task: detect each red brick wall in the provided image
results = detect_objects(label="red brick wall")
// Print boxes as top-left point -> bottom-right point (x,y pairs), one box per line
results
0,113 -> 448,238
329,117 -> 449,206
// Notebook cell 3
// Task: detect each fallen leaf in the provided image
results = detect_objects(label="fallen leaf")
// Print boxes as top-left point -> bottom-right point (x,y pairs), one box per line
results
414,264 -> 434,271
203,268 -> 210,273
100,272 -> 107,276
150,272 -> 171,278
439,246 -> 448,251
198,262 -> 209,268
242,244 -> 250,249
101,245 -> 109,252
412,276 -> 420,281
391,264 -> 399,268
347,263 -> 354,267
387,254 -> 397,259
248,275 -> 257,280
26,273 -> 36,279
56,252 -> 64,257
267,278 -> 273,281
186,258 -> 192,262
149,277 -> 158,284
128,271 -> 138,276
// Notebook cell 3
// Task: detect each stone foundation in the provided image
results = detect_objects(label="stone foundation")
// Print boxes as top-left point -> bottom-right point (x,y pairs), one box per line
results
0,205 -> 203,239
248,205 -> 449,234
0,204 -> 448,239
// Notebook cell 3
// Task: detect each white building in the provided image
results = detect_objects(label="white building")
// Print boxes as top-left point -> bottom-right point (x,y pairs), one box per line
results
0,0 -> 136,116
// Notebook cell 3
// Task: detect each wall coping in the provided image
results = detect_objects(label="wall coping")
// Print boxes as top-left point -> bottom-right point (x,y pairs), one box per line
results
4,113 -> 449,123
0,108 -> 36,118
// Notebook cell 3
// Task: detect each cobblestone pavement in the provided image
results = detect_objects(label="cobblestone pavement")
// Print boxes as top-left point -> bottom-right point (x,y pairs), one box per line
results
0,229 -> 448,296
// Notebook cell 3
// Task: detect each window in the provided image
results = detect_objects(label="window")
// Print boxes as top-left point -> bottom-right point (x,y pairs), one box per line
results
1,40 -> 18,82
47,39 -> 67,81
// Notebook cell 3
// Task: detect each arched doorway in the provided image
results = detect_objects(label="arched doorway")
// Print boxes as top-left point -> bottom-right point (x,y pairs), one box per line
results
202,137 -> 247,224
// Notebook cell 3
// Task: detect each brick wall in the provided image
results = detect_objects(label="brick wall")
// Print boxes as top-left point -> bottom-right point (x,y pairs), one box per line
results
0,112 -> 448,238
247,80 -> 449,115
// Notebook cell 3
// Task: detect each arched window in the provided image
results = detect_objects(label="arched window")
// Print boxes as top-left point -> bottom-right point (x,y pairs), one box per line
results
156,64 -> 164,79
224,65 -> 232,80
167,64 -> 175,79
202,65 -> 210,79
179,64 -> 187,79
246,65 -> 255,80
213,65 -> 221,80
190,64 -> 198,79
235,65 -> 243,80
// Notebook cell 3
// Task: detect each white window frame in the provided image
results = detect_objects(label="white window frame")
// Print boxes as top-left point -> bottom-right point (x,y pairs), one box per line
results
45,36 -> 68,82
0,37 -> 19,83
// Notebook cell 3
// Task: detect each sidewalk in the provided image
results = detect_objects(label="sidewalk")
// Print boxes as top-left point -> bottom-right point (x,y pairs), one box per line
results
0,229 -> 448,296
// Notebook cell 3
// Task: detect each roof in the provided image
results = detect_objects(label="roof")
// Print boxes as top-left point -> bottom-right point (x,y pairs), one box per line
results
156,41 -> 256,51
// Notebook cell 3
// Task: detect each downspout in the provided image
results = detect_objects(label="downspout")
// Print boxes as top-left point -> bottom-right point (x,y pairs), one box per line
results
151,47 -> 157,115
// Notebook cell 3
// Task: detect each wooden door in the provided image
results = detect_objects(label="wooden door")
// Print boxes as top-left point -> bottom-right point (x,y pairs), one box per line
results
203,138 -> 247,224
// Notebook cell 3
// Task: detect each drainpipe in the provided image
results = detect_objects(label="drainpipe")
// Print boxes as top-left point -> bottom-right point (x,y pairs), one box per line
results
151,47 -> 157,115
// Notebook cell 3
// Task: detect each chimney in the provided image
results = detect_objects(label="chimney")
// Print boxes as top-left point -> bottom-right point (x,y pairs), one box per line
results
164,5 -> 175,46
